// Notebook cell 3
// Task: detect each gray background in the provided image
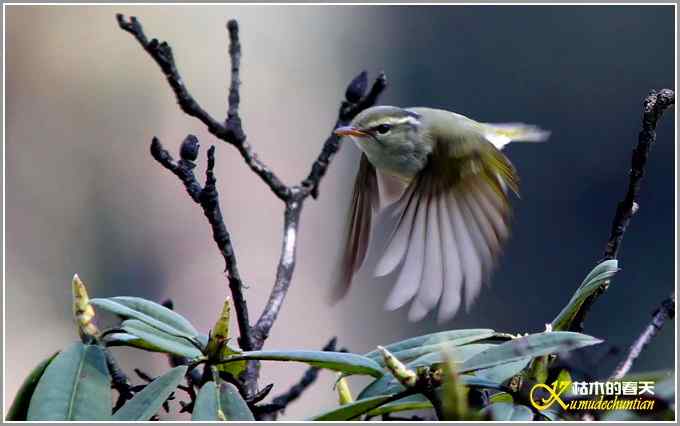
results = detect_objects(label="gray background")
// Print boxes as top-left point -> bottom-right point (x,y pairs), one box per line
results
5,5 -> 675,419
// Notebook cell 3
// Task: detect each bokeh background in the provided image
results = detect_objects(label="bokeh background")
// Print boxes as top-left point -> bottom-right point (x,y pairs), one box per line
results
4,5 -> 675,420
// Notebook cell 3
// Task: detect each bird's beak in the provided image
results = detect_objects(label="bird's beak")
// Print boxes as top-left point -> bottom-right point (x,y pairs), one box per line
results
334,126 -> 368,137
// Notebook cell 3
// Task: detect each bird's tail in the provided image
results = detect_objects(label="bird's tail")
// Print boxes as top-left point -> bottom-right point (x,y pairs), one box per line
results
482,123 -> 551,149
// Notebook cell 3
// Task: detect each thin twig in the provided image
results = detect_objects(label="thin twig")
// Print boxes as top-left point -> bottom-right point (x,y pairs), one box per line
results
567,89 -> 674,332
603,89 -> 675,260
150,137 -> 254,353
105,349 -> 134,412
610,294 -> 675,379
117,14 -> 290,201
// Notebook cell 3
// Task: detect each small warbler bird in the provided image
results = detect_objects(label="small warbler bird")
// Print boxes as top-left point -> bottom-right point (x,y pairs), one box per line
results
332,106 -> 549,322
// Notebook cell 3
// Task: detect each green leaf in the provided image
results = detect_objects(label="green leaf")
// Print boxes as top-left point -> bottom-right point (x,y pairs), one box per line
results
91,296 -> 199,340
551,260 -> 619,331
218,381 -> 255,420
226,350 -> 384,378
102,332 -> 169,353
474,357 -> 532,384
310,395 -> 394,421
365,393 -> 433,417
121,319 -> 203,358
192,381 -> 222,421
488,392 -> 513,404
460,332 -> 602,373
113,366 -> 187,420
192,380 -> 254,421
359,373 -> 503,402
27,343 -> 111,420
214,343 -> 247,380
481,402 -> 534,420
6,352 -> 59,420
358,344 -> 495,399
364,329 -> 495,364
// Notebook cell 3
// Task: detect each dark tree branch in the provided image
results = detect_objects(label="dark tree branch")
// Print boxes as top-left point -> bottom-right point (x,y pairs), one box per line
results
256,337 -> 338,420
567,88 -> 674,332
150,137 -> 254,356
603,89 -> 675,260
105,349 -> 134,412
610,294 -> 675,380
120,14 -> 387,397
117,14 -> 291,201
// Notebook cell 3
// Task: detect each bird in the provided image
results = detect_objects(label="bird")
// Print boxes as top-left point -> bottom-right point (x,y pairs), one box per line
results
331,106 -> 549,323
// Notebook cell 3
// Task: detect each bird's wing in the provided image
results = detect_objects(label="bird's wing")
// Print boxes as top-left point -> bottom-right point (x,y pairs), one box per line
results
329,153 -> 379,303
375,120 -> 518,322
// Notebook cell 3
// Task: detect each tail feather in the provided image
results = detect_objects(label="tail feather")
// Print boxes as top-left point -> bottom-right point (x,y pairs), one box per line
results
483,123 -> 551,149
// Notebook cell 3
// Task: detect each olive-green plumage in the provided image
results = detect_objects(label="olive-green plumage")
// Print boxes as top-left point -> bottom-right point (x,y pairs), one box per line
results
332,106 -> 549,322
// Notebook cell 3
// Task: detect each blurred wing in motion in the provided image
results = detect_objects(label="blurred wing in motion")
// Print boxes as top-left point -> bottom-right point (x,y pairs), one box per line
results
329,153 -> 379,303
375,132 -> 519,322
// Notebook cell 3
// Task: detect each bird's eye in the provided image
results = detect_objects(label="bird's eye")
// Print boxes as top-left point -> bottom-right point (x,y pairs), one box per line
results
374,124 -> 392,134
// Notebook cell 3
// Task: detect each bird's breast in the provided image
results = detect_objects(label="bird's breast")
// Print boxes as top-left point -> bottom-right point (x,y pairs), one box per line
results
354,138 -> 430,180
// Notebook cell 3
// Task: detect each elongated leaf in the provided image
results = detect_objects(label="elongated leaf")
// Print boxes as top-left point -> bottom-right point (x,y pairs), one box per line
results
460,332 -> 602,373
192,381 -> 222,421
364,329 -> 494,362
489,392 -> 513,404
481,402 -> 534,420
192,380 -> 254,421
91,296 -> 199,340
365,393 -> 432,417
551,260 -> 618,330
311,395 -> 394,421
219,381 -> 255,420
228,350 -> 384,378
102,332 -> 169,353
360,373 -> 504,402
359,344 -> 494,399
6,352 -> 59,420
473,357 -> 532,384
121,320 -> 203,358
113,366 -> 187,420
27,343 -> 111,420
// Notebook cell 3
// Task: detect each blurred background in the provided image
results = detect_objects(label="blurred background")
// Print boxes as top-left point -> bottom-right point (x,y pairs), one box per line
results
4,5 -> 675,420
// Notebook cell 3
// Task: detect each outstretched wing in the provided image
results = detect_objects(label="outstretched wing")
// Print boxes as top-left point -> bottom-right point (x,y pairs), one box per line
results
375,124 -> 518,322
329,153 -> 379,303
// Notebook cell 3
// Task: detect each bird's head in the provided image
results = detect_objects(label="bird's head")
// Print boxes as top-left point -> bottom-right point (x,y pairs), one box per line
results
334,106 -> 422,150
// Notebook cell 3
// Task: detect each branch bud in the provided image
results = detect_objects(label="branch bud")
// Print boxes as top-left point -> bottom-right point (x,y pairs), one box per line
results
206,298 -> 231,359
180,134 -> 200,161
345,70 -> 368,103
377,345 -> 417,387
335,374 -> 353,405
441,351 -> 470,420
71,274 -> 99,340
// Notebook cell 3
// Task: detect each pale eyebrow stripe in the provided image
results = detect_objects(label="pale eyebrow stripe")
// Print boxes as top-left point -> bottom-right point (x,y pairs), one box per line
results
364,116 -> 420,129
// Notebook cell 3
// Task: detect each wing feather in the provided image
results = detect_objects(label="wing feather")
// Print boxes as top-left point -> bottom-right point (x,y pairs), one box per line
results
374,111 -> 518,321
384,188 -> 428,311
329,154 -> 378,303
374,184 -> 418,276
409,188 -> 444,321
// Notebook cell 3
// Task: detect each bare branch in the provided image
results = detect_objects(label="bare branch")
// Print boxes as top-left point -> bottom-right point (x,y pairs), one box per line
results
567,88 -> 674,332
604,88 -> 675,260
105,349 -> 134,412
610,294 -> 675,380
117,14 -> 291,201
150,137 -> 254,355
